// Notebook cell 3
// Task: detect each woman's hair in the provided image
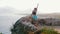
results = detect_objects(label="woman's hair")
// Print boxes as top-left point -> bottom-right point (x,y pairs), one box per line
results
32,8 -> 37,15
32,11 -> 36,15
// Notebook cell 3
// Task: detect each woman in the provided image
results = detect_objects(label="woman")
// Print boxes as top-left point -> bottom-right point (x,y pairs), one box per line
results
31,7 -> 38,27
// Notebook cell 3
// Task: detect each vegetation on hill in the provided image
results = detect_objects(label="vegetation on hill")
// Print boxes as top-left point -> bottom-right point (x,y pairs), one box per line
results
0,32 -> 2,34
40,28 -> 58,34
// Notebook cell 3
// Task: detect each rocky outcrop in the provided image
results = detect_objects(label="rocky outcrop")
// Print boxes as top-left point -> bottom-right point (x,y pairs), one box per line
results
11,16 -> 40,34
11,15 -> 60,34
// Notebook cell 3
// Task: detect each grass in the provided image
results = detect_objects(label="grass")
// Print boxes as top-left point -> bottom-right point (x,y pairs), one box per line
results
35,27 -> 60,34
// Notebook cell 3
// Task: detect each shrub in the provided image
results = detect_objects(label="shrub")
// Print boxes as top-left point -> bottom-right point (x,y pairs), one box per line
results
35,28 -> 59,34
0,32 -> 2,34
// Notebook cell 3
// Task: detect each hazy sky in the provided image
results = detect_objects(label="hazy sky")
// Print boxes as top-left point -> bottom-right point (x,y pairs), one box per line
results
0,0 -> 60,14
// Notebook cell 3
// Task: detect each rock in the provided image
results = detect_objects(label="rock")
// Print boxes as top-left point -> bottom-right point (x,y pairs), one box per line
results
11,16 -> 38,34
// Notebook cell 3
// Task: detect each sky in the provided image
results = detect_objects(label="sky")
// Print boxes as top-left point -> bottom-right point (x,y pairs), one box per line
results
0,0 -> 60,14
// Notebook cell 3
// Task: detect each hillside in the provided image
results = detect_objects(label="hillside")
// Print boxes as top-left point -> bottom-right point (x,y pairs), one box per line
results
37,13 -> 60,18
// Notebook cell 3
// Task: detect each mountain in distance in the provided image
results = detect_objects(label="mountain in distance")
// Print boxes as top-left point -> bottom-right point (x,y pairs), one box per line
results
37,13 -> 60,18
